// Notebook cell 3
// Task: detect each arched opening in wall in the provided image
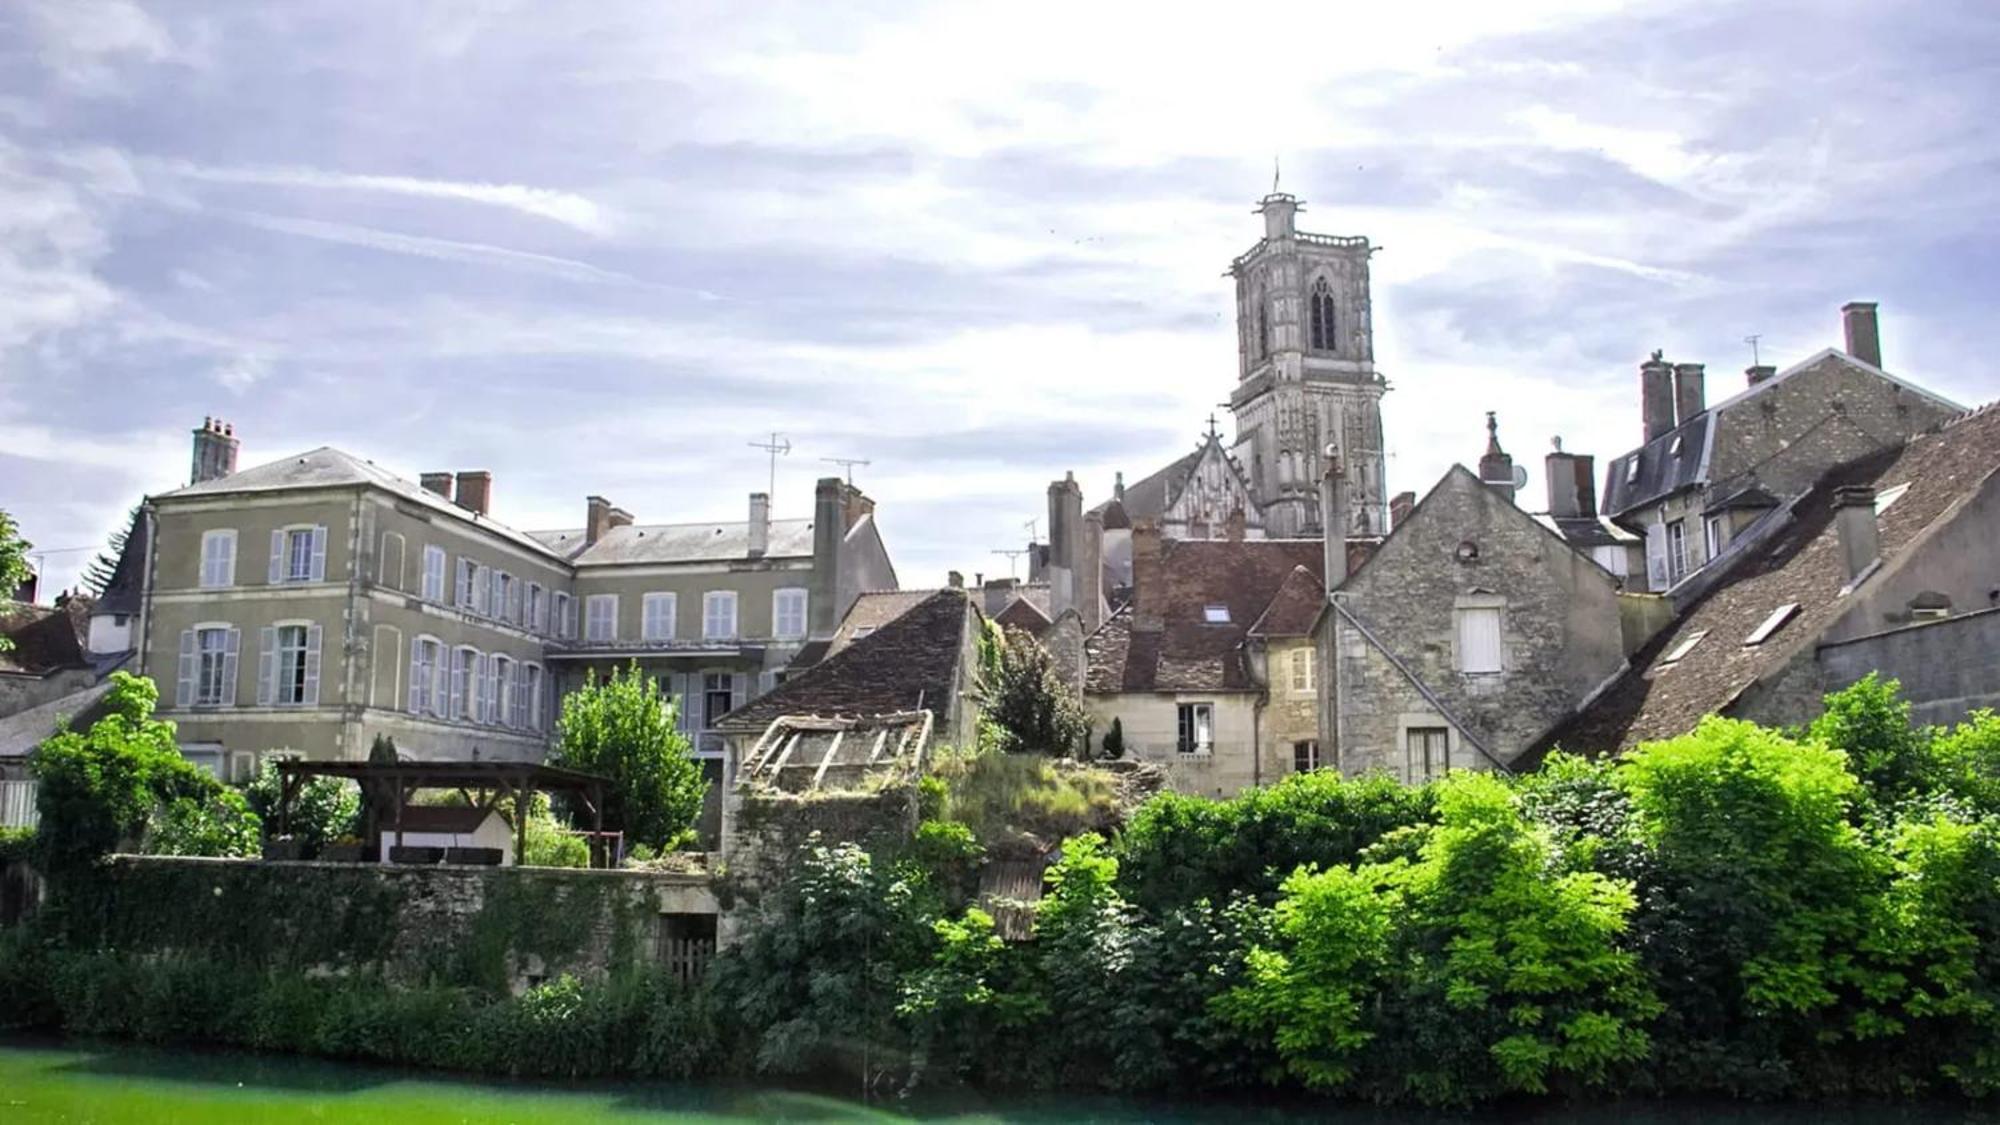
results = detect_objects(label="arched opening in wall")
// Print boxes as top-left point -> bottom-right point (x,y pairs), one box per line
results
1309,276 -> 1336,351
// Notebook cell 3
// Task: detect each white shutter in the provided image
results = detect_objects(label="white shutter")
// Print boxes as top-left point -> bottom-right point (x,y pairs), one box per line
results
310,525 -> 328,581
257,625 -> 278,706
483,655 -> 499,723
449,650 -> 466,719
176,629 -> 196,708
1457,608 -> 1504,673
408,637 -> 424,714
221,628 -> 241,705
1644,523 -> 1668,590
268,529 -> 285,583
303,624 -> 323,705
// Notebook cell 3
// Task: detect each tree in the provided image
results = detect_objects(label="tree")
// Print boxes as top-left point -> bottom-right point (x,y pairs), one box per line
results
983,627 -> 1089,756
0,508 -> 31,652
80,505 -> 137,597
1100,716 -> 1125,760
240,759 -> 360,851
551,662 -> 705,851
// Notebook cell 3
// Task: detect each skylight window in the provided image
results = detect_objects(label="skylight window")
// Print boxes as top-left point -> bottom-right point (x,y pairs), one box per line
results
1203,604 -> 1231,623
1625,459 -> 1641,484
1875,482 -> 1911,514
1669,435 -> 1683,457
1743,603 -> 1800,647
1658,630 -> 1709,666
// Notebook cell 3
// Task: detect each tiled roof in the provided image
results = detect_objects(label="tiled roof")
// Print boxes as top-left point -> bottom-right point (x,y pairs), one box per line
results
993,596 -> 1053,634
0,601 -> 89,676
1602,412 -> 1710,516
720,588 -> 974,731
827,590 -> 940,658
1533,513 -> 1638,551
529,519 -> 815,565
1247,565 -> 1324,638
1086,539 -> 1324,694
1549,402 -> 2000,755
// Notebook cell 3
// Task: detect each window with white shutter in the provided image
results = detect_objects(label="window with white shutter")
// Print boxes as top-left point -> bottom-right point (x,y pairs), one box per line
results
456,558 -> 476,609
527,583 -> 545,633
176,629 -> 198,708
552,592 -> 572,639
492,655 -> 513,726
472,565 -> 491,616
191,626 -> 233,706
772,588 -> 807,640
585,594 -> 618,642
643,592 -> 677,641
526,664 -> 546,730
275,526 -> 321,583
451,647 -> 476,720
702,591 -> 737,640
1454,603 -> 1505,674
200,529 -> 237,588
410,637 -> 444,716
422,547 -> 446,602
265,623 -> 316,705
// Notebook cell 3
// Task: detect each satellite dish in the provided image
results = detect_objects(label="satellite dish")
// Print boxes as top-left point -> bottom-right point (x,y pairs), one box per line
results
1511,465 -> 1530,490
1323,442 -> 1340,459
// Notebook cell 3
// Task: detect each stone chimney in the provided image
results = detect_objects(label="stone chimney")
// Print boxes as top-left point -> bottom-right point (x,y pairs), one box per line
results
1834,485 -> 1880,582
1478,412 -> 1518,504
1047,472 -> 1083,621
983,578 -> 1020,619
1673,362 -> 1706,426
843,486 -> 876,531
1080,510 -> 1105,632
1319,449 -> 1348,596
1389,490 -> 1416,530
585,496 -> 613,546
455,471 -> 492,516
747,492 -> 770,558
189,417 -> 240,485
1641,353 -> 1676,444
1842,301 -> 1882,368
1746,364 -> 1778,388
947,570 -> 964,589
609,506 -> 633,530
1544,439 -> 1587,518
810,477 -> 844,637
419,472 -> 455,501
1130,520 -> 1165,632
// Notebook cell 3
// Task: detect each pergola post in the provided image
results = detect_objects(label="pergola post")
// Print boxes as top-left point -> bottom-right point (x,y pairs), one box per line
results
513,782 -> 530,866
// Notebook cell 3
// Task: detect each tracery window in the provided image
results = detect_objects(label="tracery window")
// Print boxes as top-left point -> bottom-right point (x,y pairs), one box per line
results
1309,276 -> 1336,351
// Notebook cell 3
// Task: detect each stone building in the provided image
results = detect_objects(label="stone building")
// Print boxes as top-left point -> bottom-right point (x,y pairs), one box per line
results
1549,399 -> 2000,752
103,421 -> 897,784
1601,304 -> 1960,593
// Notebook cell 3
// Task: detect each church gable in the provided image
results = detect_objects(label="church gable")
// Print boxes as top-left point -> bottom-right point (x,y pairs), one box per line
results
1160,437 -> 1262,538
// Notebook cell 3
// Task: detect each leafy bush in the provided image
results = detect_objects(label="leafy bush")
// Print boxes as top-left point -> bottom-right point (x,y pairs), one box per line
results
982,627 -> 1089,756
1101,716 -> 1125,760
553,663 -> 706,850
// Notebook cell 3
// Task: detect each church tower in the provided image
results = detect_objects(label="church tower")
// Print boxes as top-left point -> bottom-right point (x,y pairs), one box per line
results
1226,193 -> 1388,537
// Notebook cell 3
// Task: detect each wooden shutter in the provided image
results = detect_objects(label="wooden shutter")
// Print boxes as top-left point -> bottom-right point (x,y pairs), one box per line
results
221,628 -> 241,705
449,650 -> 466,719
309,526 -> 328,581
176,629 -> 196,708
1457,608 -> 1504,673
268,529 -> 285,583
257,625 -> 278,705
303,624 -> 323,705
408,637 -> 424,714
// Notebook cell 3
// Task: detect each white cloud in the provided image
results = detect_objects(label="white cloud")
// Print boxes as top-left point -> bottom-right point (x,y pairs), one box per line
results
223,211 -> 637,284
157,161 -> 611,234
212,354 -> 267,393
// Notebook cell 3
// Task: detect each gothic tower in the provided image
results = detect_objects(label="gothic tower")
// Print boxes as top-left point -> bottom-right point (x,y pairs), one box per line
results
1226,193 -> 1388,537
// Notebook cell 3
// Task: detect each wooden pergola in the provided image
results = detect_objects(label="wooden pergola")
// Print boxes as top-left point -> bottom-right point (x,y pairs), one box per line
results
273,760 -> 613,867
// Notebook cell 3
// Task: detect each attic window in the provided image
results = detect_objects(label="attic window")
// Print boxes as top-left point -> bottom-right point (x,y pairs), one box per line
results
1668,435 -> 1683,457
1658,629 -> 1709,667
1625,459 -> 1641,484
1203,604 -> 1231,624
1743,603 -> 1800,647
1874,482 -> 1911,514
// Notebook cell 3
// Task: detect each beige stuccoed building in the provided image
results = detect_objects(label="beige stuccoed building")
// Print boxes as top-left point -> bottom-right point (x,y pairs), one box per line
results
115,420 -> 896,794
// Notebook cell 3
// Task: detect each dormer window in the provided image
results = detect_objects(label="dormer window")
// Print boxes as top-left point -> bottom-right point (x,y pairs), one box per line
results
1203,604 -> 1231,623
1308,276 -> 1336,351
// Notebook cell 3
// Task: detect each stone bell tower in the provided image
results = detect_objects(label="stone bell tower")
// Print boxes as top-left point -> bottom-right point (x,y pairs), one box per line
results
1226,192 -> 1388,537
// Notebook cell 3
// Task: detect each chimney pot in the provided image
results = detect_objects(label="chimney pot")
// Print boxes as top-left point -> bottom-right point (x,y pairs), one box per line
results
419,472 -> 455,500
947,570 -> 964,589
1389,490 -> 1417,530
1834,485 -> 1880,582
1746,364 -> 1778,387
454,471 -> 492,516
1640,355 -> 1677,444
1842,302 -> 1882,368
1319,451 -> 1349,595
189,415 -> 242,485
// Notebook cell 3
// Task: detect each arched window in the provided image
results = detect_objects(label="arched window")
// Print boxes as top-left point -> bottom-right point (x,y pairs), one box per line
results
1309,277 -> 1336,351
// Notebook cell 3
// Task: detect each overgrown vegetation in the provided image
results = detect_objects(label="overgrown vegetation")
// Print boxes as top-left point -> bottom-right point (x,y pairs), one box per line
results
925,743 -> 1121,848
980,626 -> 1089,756
240,759 -> 361,852
551,662 -> 706,851
0,506 -> 31,651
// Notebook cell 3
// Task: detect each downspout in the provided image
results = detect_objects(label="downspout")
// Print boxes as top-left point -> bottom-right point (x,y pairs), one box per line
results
1329,596 -> 1513,774
136,500 -> 157,678
1330,617 -> 1344,774
342,489 -> 364,758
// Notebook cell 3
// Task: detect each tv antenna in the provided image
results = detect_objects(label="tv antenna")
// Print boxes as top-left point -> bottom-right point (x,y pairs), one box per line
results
1023,517 -> 1039,542
1744,334 -> 1763,366
820,456 -> 871,485
990,548 -> 1026,579
747,432 -> 790,495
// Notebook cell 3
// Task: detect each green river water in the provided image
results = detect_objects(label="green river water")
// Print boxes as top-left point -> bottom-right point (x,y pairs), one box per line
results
5,1041 -> 1999,1124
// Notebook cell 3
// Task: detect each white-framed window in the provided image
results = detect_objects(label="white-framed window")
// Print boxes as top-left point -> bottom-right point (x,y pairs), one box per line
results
491,654 -> 513,726
177,624 -> 239,708
585,594 -> 618,642
703,591 -> 738,640
643,592 -> 678,641
1407,727 -> 1450,782
450,646 -> 479,721
553,591 -> 574,639
378,531 -> 405,590
1289,649 -> 1314,693
772,588 -> 807,640
1704,515 -> 1727,562
199,529 -> 237,588
703,671 -> 736,730
259,622 -> 320,707
409,636 -> 444,716
422,546 -> 446,602
523,663 -> 545,730
1454,601 -> 1504,674
527,583 -> 545,634
456,558 -> 477,610
1666,518 -> 1690,584
1176,702 -> 1214,754
269,525 -> 326,584
1293,739 -> 1322,772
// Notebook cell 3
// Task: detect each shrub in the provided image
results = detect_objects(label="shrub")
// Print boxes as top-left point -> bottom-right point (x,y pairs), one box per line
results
553,663 -> 706,850
241,759 -> 361,851
983,627 -> 1089,756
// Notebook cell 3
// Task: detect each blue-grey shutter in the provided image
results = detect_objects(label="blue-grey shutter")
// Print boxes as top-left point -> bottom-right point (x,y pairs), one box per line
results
175,629 -> 196,708
310,526 -> 328,582
268,529 -> 284,583
408,637 -> 424,714
303,624 -> 323,706
485,655 -> 500,723
221,628 -> 241,706
449,650 -> 466,719
257,625 -> 277,705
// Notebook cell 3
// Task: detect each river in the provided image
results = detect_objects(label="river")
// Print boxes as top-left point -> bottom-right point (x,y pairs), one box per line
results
5,1041 -> 1999,1123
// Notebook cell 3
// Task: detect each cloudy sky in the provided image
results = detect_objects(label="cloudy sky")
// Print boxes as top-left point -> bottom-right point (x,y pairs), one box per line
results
4,0 -> 1997,594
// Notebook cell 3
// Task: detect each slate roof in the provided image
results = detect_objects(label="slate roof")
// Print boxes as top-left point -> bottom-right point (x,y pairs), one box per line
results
529,518 -> 815,565
993,596 -> 1053,634
720,588 -> 974,732
0,678 -> 116,759
0,600 -> 89,677
826,590 -> 939,658
1092,449 -> 1202,524
1548,402 -> 2000,756
1247,565 -> 1325,638
1533,514 -> 1639,551
1086,539 -> 1324,694
96,510 -> 149,617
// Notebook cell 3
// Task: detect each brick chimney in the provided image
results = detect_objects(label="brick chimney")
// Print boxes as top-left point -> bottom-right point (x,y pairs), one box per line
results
1834,485 -> 1880,582
1641,353 -> 1676,443
1673,362 -> 1706,426
1477,411 -> 1517,503
1544,440 -> 1587,518
1746,364 -> 1778,388
1319,448 -> 1348,595
1130,520 -> 1165,632
419,472 -> 455,501
585,496 -> 613,546
810,477 -> 844,638
1389,490 -> 1416,530
454,471 -> 492,516
189,417 -> 240,485
747,492 -> 770,558
1842,302 -> 1881,368
843,486 -> 875,531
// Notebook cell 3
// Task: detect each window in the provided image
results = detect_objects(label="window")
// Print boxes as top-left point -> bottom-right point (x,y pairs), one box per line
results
527,583 -> 545,633
1308,276 -> 1336,351
1658,629 -> 1709,667
495,572 -> 516,624
703,672 -> 735,729
491,655 -> 513,726
199,529 -> 237,588
456,558 -> 477,610
1455,604 -> 1504,674
1666,519 -> 1690,584
1293,739 -> 1322,773
1176,702 -> 1214,754
772,588 -> 807,640
409,637 -> 443,716
267,623 -> 316,706
180,625 -> 236,707
585,594 -> 618,642
1287,648 -> 1315,693
1202,603 -> 1230,624
422,546 -> 446,602
1704,515 -> 1728,561
524,663 -> 545,729
378,531 -> 405,590
553,592 -> 574,640
270,526 -> 326,584
1406,727 -> 1450,781
703,591 -> 738,640
451,647 -> 478,720
1625,458 -> 1641,484
1743,603 -> 1800,647
1256,300 -> 1270,360
643,592 -> 678,641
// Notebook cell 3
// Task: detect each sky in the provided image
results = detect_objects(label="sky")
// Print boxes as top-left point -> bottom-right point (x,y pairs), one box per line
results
4,0 -> 1998,596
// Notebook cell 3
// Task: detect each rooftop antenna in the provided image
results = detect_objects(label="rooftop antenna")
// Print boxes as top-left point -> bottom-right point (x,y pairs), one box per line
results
990,548 -> 1026,579
747,431 -> 790,495
821,456 -> 870,486
1272,154 -> 1281,195
1023,517 -> 1039,542
1744,334 -> 1763,366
